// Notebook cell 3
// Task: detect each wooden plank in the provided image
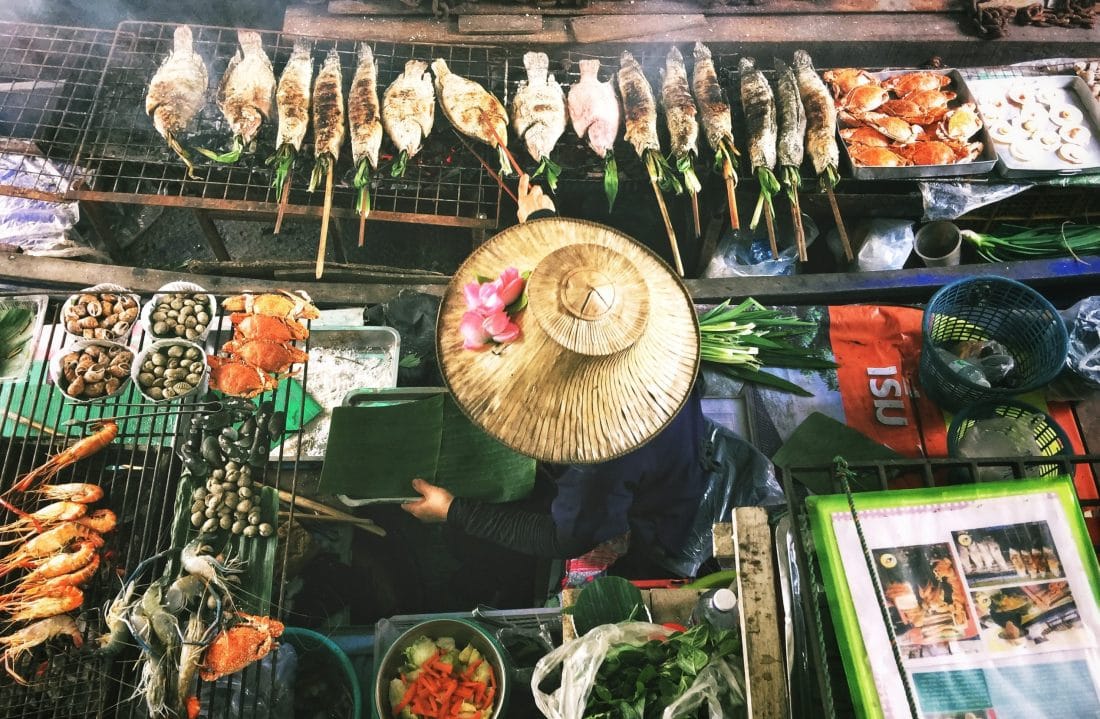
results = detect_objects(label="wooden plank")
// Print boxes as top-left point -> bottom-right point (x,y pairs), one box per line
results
185,259 -> 448,280
712,521 -> 736,571
458,14 -> 542,35
733,507 -> 786,719
327,0 -> 953,15
647,588 -> 704,626
571,13 -> 707,43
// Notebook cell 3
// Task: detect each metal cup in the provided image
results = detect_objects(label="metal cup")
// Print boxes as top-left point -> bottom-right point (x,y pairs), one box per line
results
914,221 -> 962,267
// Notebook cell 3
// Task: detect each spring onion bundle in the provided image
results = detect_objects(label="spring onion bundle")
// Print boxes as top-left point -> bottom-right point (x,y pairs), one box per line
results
699,298 -> 836,396
961,223 -> 1100,263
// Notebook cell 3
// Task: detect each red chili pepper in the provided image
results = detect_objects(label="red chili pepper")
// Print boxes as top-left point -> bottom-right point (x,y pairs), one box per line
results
662,622 -> 688,633
461,658 -> 483,680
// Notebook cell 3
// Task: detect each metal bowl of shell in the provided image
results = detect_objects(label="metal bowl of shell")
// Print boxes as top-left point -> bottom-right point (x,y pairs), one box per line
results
140,282 -> 218,342
60,283 -> 142,342
50,340 -> 134,403
132,339 -> 208,403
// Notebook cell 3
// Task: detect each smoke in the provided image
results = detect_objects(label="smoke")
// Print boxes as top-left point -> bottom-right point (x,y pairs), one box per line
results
0,0 -> 287,31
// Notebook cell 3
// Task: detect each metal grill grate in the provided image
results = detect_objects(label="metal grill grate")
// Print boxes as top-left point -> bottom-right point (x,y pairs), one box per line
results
0,294 -> 314,719
0,23 -> 115,202
73,22 -> 505,229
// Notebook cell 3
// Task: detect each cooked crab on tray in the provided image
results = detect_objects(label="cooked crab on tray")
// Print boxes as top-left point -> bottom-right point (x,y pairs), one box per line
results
824,68 -> 995,177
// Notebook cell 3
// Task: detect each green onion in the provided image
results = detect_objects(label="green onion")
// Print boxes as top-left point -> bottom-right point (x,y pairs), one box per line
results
391,149 -> 409,178
266,144 -> 295,197
750,168 -> 781,230
197,135 -> 243,164
603,152 -> 618,212
699,298 -> 836,397
961,223 -> 1100,263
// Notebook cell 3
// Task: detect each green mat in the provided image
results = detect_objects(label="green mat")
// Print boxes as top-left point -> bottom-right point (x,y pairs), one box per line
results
319,389 -> 535,502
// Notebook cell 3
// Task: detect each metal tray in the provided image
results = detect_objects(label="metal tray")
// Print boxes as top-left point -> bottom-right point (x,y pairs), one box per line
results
0,293 -> 47,383
961,75 -> 1100,178
839,69 -> 998,180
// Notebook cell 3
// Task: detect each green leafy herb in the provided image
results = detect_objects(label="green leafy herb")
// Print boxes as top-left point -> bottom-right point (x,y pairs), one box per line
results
677,153 -> 702,195
391,149 -> 409,178
0,305 -> 34,365
266,144 -> 296,197
533,155 -> 563,192
643,150 -> 683,195
961,222 -> 1100,263
750,167 -> 781,230
603,152 -> 619,212
353,158 -> 372,217
572,577 -> 646,636
196,135 -> 243,164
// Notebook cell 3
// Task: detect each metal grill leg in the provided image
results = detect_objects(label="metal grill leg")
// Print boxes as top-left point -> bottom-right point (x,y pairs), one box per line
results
192,209 -> 232,262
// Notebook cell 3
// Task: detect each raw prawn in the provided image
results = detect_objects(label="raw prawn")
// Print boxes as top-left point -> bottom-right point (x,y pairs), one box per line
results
99,575 -> 138,655
3,421 -> 118,496
74,508 -> 117,534
0,523 -> 104,578
181,536 -> 243,600
18,540 -> 99,585
0,554 -> 100,603
0,501 -> 87,541
0,614 -> 82,684
3,585 -> 83,622
29,483 -> 104,505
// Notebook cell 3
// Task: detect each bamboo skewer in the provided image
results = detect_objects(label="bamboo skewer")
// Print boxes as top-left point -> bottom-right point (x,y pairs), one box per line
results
689,191 -> 701,239
724,175 -> 740,231
358,206 -> 368,248
453,131 -> 518,204
276,489 -> 386,537
763,202 -> 779,260
315,160 -> 334,280
790,189 -> 807,262
274,172 -> 292,235
650,176 -> 684,276
826,183 -> 854,262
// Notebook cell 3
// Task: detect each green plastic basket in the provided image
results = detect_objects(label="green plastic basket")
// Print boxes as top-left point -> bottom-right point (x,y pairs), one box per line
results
920,276 -> 1067,411
947,399 -> 1071,479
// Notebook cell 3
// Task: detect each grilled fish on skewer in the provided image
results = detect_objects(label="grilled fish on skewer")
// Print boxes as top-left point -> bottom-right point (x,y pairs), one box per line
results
146,25 -> 208,179
349,43 -> 382,244
792,50 -> 840,188
383,59 -> 435,178
309,49 -> 345,280
267,40 -> 312,201
693,42 -> 739,230
567,59 -> 620,209
661,46 -> 701,236
739,57 -> 780,232
511,52 -> 566,190
200,30 -> 275,164
432,58 -> 512,175
618,51 -> 680,194
775,59 -> 808,259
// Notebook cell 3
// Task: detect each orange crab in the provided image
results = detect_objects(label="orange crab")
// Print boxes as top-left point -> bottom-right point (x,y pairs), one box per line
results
200,613 -> 284,682
221,290 -> 320,320
936,102 -> 984,141
847,144 -> 913,167
221,339 -> 309,375
207,356 -> 278,398
838,84 -> 890,123
840,126 -> 894,147
901,89 -> 956,122
822,68 -> 877,99
861,113 -> 924,144
893,140 -> 981,165
231,313 -> 310,343
883,71 -> 952,97
878,99 -> 927,124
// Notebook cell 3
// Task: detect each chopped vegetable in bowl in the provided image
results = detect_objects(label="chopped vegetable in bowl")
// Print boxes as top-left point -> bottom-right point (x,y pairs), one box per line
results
389,636 -> 497,719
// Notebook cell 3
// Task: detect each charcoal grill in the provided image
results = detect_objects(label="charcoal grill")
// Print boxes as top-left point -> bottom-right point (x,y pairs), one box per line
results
0,295 -> 317,718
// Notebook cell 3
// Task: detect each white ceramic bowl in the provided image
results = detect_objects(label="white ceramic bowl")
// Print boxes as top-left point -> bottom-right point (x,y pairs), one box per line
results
60,283 -> 142,343
139,281 -> 218,343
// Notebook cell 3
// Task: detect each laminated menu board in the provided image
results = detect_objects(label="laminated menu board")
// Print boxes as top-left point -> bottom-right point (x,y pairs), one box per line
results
808,477 -> 1100,719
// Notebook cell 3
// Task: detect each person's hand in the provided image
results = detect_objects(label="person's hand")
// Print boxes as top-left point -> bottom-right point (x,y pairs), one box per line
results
516,173 -> 555,223
401,478 -> 454,523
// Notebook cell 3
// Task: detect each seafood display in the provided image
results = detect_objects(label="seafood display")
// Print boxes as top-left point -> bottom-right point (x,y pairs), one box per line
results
349,43 -> 383,245
693,42 -> 739,231
210,291 -> 314,398
660,46 -> 702,237
2,421 -> 118,497
775,59 -> 808,259
567,58 -> 620,210
146,25 -> 208,179
268,40 -> 313,211
310,49 -> 346,280
135,341 -> 207,402
432,58 -> 512,175
826,69 -> 985,167
383,59 -> 436,178
200,30 -> 276,164
63,290 -> 140,341
55,342 -> 133,401
1078,60 -> 1100,102
144,291 -> 214,341
739,56 -> 780,243
511,52 -> 566,190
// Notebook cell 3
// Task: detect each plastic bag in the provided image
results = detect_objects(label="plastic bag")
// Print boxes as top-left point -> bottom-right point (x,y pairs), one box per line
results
919,181 -> 1029,221
854,219 -> 914,271
0,153 -> 95,258
363,290 -> 442,386
703,214 -> 817,278
1067,296 -> 1100,388
531,622 -> 747,719
662,422 -> 784,577
195,644 -> 296,719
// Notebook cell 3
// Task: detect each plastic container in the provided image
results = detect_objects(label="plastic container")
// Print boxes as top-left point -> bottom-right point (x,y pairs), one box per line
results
0,294 -> 47,383
913,221 -> 962,267
131,339 -> 208,403
139,281 -> 218,343
919,276 -> 1068,411
947,399 -> 1071,481
690,587 -> 740,632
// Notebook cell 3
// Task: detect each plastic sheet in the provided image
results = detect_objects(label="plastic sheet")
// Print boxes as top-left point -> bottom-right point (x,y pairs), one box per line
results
919,181 -> 1030,221
855,219 -> 914,272
702,214 -> 818,278
0,152 -> 94,257
1067,296 -> 1100,388
531,622 -> 746,719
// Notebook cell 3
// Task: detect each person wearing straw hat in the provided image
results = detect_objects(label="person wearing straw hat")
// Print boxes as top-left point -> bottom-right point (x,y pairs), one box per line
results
402,175 -> 715,580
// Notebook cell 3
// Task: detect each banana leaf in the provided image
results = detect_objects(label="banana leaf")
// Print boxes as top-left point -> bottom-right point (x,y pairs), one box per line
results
570,576 -> 648,636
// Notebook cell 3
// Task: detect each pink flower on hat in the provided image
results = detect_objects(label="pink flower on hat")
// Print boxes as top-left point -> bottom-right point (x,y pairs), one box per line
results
497,267 -> 524,306
458,267 -> 528,350
460,311 -> 492,350
484,310 -> 521,344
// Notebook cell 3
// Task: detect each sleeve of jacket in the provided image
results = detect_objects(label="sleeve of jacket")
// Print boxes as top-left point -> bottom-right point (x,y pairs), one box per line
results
447,496 -> 596,559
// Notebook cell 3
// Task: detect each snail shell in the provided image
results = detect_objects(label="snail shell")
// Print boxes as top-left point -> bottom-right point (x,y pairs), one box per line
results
66,320 -> 81,334
66,376 -> 85,397
108,361 -> 130,379
105,377 -> 121,395
84,381 -> 105,398
92,328 -> 110,340
112,321 -> 131,337
118,307 -> 138,324
85,300 -> 103,317
83,362 -> 107,384
78,293 -> 97,304
78,316 -> 98,329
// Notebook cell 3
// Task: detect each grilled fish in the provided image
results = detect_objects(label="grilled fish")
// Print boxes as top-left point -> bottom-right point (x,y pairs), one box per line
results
349,43 -> 382,172
382,59 -> 435,176
692,42 -> 733,154
792,50 -> 839,182
511,52 -> 565,189
775,59 -> 806,173
567,59 -> 619,158
145,25 -> 208,178
660,47 -> 698,161
274,40 -> 313,154
432,58 -> 511,173
739,57 -> 780,230
312,49 -> 346,165
617,51 -> 659,157
214,31 -> 275,151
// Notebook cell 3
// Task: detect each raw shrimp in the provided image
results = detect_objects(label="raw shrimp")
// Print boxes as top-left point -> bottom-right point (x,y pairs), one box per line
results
99,577 -> 138,655
75,508 -> 117,534
0,523 -> 104,578
181,536 -> 243,600
1,553 -> 100,603
18,540 -> 99,585
177,611 -> 210,710
3,585 -> 83,622
0,501 -> 87,541
0,614 -> 82,684
30,483 -> 104,504
4,421 -> 118,496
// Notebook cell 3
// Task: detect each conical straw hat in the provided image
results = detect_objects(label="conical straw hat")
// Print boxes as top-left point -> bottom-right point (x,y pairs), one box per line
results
437,218 -> 700,464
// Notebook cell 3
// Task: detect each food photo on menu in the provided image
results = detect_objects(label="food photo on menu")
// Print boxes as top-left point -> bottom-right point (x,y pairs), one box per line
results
952,522 -> 1065,589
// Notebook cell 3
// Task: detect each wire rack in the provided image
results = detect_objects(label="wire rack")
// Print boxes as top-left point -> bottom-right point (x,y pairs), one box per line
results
0,23 -> 116,202
782,453 -> 1100,719
0,293 -> 316,719
72,22 -> 505,229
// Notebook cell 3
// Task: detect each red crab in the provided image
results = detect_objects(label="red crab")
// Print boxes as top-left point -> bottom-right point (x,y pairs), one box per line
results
220,339 -> 309,375
231,313 -> 310,343
200,613 -> 284,682
206,355 -> 278,398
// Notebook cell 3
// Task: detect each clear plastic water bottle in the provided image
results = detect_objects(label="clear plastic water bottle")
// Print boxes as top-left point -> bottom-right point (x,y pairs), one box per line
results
690,588 -> 739,631
934,347 -> 991,388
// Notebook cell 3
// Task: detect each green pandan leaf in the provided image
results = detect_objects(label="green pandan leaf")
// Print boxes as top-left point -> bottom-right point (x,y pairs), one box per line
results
603,153 -> 619,212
